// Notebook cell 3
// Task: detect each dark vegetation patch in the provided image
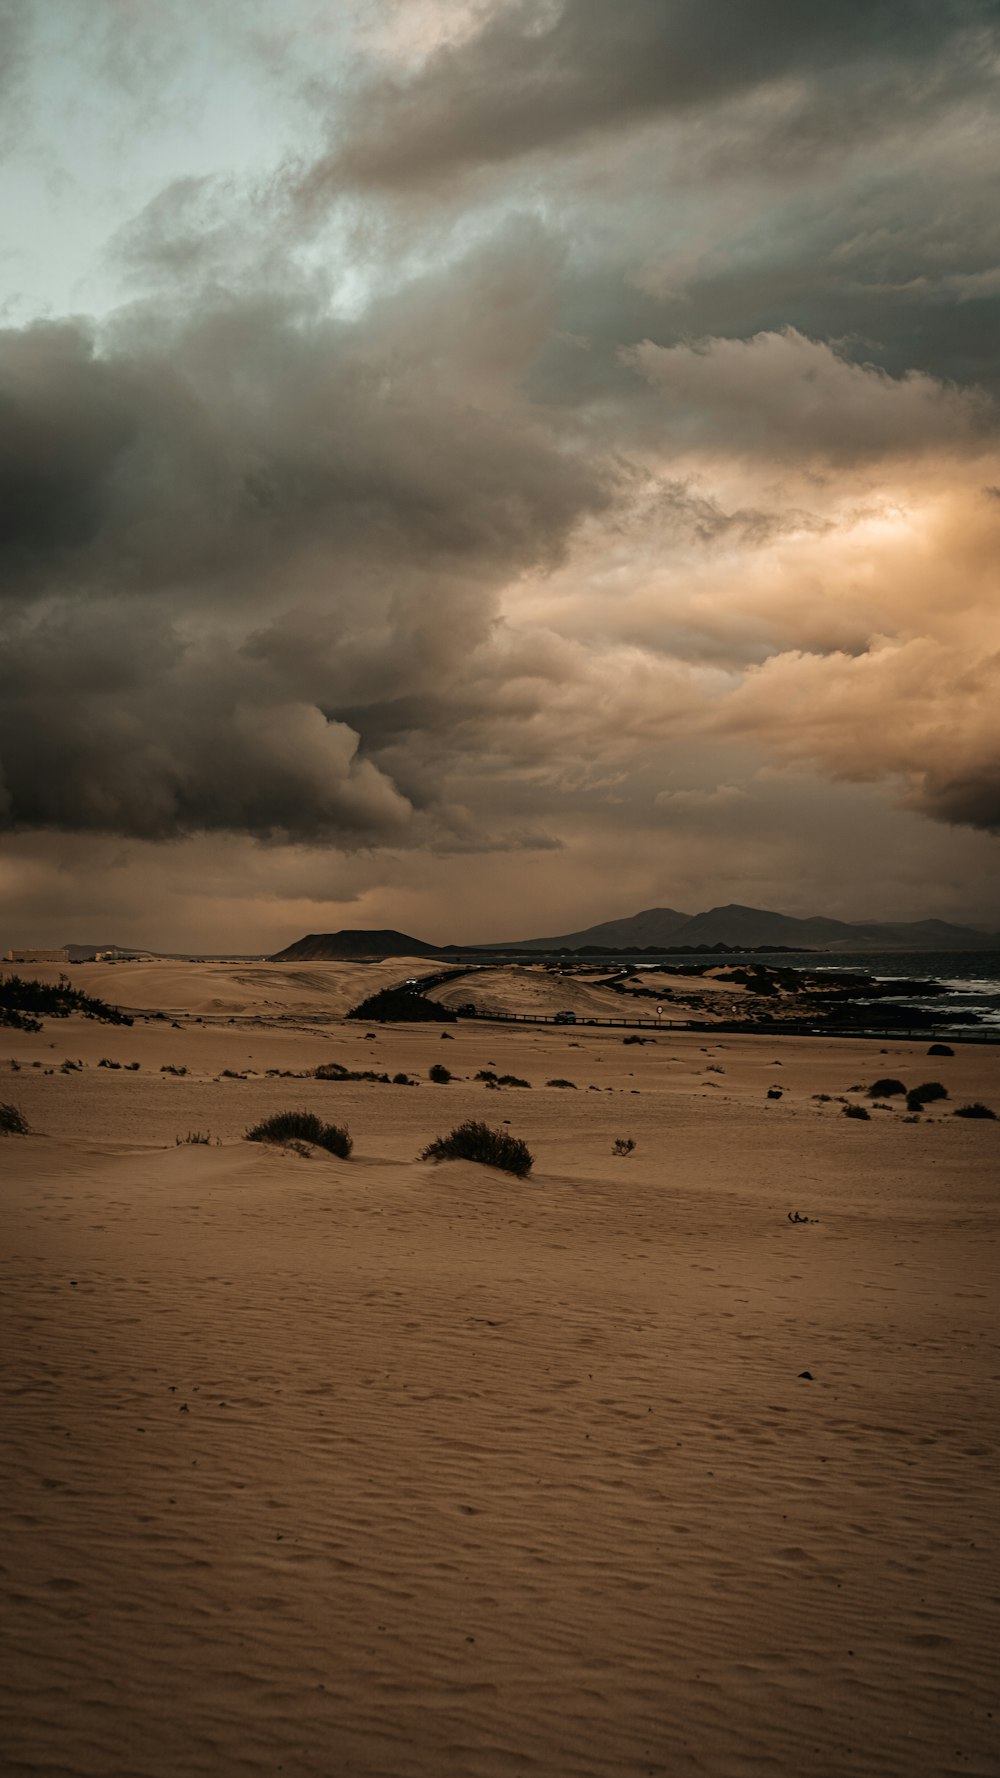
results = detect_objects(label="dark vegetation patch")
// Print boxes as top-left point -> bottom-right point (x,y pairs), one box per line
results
245,1110 -> 352,1157
1,1101 -> 29,1134
160,1064 -> 188,1076
475,1069 -> 498,1082
420,1119 -> 533,1177
0,973 -> 132,1031
867,1078 -> 907,1098
928,1043 -> 954,1056
314,1060 -> 390,1083
766,1088 -> 782,1099
496,1074 -> 530,1088
953,1102 -> 996,1119
429,1062 -> 453,1083
546,1078 -> 577,1088
622,1035 -> 649,1046
906,1081 -> 948,1112
842,1104 -> 870,1120
613,1136 -> 636,1155
347,988 -> 456,1023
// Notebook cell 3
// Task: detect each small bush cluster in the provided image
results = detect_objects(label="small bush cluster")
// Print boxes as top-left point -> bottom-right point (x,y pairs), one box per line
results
928,1043 -> 954,1057
867,1078 -> 906,1099
546,1078 -> 577,1088
347,988 -> 456,1024
1,1102 -> 29,1135
0,973 -> 133,1029
160,1064 -> 188,1077
245,1110 -> 352,1158
421,1119 -> 534,1177
842,1104 -> 870,1120
953,1102 -> 996,1119
613,1136 -> 636,1155
429,1062 -> 453,1083
176,1131 -> 216,1146
906,1081 -> 948,1112
314,1061 -> 390,1083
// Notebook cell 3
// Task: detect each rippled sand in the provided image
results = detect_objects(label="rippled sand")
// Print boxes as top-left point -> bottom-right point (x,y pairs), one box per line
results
2,960 -> 998,1776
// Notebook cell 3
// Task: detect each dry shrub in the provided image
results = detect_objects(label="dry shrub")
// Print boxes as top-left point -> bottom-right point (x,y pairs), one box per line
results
421,1120 -> 533,1177
245,1111 -> 352,1158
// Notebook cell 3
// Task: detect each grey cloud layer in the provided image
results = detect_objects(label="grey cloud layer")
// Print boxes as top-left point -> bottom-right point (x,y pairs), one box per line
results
0,225 -> 614,841
3,0 -> 1000,918
314,0 -> 997,190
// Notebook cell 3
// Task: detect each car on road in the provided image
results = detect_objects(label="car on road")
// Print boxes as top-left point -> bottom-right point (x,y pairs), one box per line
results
553,1009 -> 577,1024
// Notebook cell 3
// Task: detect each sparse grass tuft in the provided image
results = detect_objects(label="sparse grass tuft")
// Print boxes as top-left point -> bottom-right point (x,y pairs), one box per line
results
1,1101 -> 29,1135
421,1119 -> 533,1177
176,1131 -> 214,1145
245,1110 -> 352,1157
613,1136 -> 636,1155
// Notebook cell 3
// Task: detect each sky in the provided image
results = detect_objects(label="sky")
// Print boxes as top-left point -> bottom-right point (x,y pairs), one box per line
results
2,0 -> 1000,951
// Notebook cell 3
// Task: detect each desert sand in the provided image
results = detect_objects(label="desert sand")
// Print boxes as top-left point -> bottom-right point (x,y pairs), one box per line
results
2,959 -> 998,1777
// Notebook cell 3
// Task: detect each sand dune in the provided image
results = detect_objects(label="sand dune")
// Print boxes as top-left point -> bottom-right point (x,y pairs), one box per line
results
2,961 -> 998,1776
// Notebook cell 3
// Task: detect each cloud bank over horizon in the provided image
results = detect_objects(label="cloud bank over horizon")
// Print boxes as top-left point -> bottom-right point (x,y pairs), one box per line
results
2,0 -> 999,948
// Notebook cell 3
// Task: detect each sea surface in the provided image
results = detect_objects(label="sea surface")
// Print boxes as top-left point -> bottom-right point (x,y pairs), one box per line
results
644,949 -> 1000,1032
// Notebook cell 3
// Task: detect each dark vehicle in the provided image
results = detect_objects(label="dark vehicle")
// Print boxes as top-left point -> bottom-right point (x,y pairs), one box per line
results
553,1009 -> 577,1024
458,1002 -> 478,1017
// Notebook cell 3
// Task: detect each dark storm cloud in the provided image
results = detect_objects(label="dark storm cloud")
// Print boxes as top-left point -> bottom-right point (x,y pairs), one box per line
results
0,230 -> 600,605
0,219 -> 613,842
309,0 -> 997,193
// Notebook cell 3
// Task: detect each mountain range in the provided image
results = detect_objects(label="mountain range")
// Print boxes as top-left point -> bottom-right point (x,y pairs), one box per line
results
270,903 -> 1000,961
504,903 -> 1000,952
